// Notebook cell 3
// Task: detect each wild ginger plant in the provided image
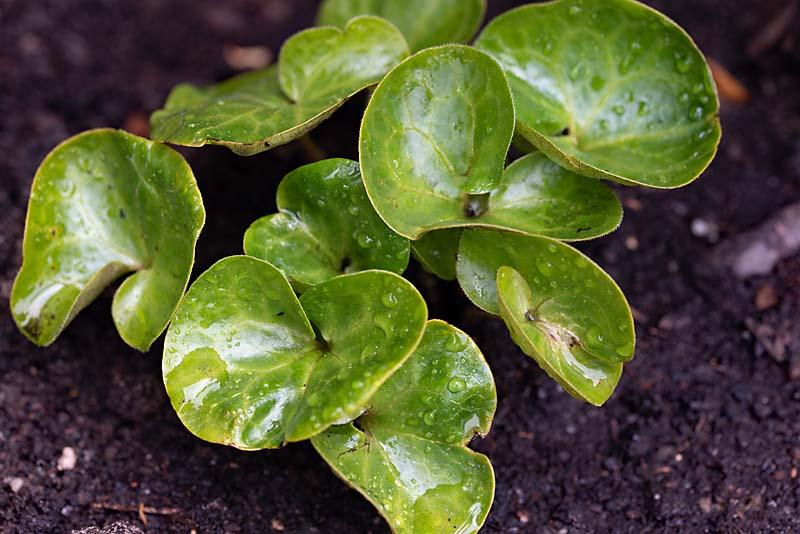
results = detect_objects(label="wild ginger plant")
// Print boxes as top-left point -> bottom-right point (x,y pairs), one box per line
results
10,1 -> 719,532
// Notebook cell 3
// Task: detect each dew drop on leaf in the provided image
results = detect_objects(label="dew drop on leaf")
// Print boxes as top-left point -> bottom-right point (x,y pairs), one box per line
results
535,257 -> 553,276
381,291 -> 399,308
422,410 -> 436,425
355,231 -> 373,248
447,377 -> 466,393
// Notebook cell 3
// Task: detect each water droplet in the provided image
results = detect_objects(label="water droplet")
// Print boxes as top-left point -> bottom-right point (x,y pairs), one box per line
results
618,55 -> 635,75
525,310 -> 536,322
422,410 -> 436,425
355,231 -> 373,248
637,101 -> 649,116
569,63 -> 585,81
535,257 -> 553,276
307,392 -> 321,407
58,180 -> 75,196
381,291 -> 398,308
348,206 -> 359,215
688,105 -> 704,121
598,119 -> 609,131
569,5 -> 582,14
673,51 -> 692,73
612,105 -> 625,116
447,377 -> 466,393
590,75 -> 605,91
587,326 -> 605,344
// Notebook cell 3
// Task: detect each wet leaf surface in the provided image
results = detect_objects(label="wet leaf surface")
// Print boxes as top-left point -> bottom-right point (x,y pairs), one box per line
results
317,0 -> 486,52
11,129 -> 205,350
244,158 -> 409,291
360,47 -> 621,239
163,256 -> 427,449
312,320 -> 496,533
475,0 -> 721,188
151,16 -> 408,155
456,229 -> 635,364
497,266 -> 622,405
411,228 -> 463,281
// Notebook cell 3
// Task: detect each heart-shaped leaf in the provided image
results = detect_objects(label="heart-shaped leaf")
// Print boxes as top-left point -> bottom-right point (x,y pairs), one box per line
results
317,0 -> 486,52
411,229 -> 463,281
163,256 -> 427,449
243,158 -> 410,292
11,129 -> 205,351
312,319 -> 496,533
497,266 -> 622,405
475,0 -> 720,188
150,16 -> 408,156
456,229 -> 634,364
360,46 -> 622,240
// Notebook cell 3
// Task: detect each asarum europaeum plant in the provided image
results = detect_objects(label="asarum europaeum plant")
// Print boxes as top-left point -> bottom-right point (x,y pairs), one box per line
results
10,0 -> 720,531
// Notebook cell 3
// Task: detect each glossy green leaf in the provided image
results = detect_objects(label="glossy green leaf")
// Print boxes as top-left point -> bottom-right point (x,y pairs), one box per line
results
456,229 -> 634,364
243,159 -> 410,292
360,47 -> 622,240
312,319 -> 496,533
411,229 -> 462,281
11,129 -> 205,351
317,0 -> 486,52
163,256 -> 427,449
150,16 -> 408,155
497,266 -> 621,405
475,0 -> 721,188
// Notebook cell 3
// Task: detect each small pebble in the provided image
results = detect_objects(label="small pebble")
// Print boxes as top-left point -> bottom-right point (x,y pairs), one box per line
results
754,284 -> 778,310
6,477 -> 24,493
691,218 -> 720,243
223,44 -> 272,70
698,497 -> 712,513
57,447 -> 77,471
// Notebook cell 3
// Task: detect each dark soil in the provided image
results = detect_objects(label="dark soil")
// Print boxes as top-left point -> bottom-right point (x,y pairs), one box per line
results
2,0 -> 799,532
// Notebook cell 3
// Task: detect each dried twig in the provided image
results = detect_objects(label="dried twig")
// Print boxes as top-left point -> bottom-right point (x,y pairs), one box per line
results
748,0 -> 798,56
91,501 -> 181,525
708,58 -> 750,104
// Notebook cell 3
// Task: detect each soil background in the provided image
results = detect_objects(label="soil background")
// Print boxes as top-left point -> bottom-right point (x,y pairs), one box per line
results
2,0 -> 800,532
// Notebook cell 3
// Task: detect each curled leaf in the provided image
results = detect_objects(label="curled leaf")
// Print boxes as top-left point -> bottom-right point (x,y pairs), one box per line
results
317,0 -> 486,52
243,158 -> 410,291
497,266 -> 622,405
475,0 -> 721,188
11,129 -> 205,351
163,256 -> 427,449
456,229 -> 635,364
151,16 -> 408,155
312,319 -> 496,533
360,47 -> 621,240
